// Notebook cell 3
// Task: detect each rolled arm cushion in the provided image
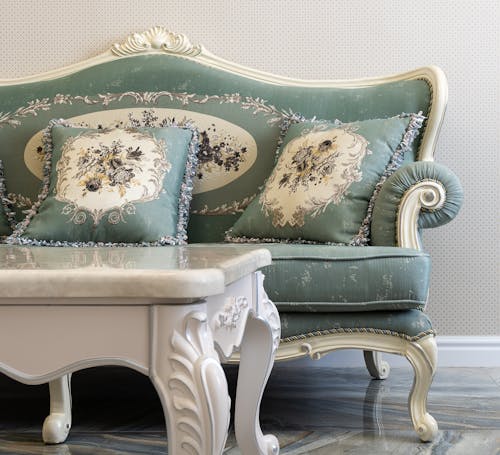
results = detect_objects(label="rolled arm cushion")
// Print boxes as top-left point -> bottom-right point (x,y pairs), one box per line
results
371,161 -> 463,246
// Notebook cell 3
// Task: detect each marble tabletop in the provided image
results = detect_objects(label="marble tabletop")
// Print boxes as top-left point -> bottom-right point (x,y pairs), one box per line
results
0,244 -> 271,300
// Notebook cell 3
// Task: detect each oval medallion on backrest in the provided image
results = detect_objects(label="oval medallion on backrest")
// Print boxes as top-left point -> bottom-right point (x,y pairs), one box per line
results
24,108 -> 258,195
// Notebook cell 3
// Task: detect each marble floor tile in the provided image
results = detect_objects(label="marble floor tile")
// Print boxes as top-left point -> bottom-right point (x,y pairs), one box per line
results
0,430 -> 499,455
0,366 -> 499,454
488,369 -> 500,388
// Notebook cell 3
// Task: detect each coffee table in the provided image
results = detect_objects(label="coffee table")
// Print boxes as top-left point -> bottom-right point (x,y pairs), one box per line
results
0,244 -> 280,455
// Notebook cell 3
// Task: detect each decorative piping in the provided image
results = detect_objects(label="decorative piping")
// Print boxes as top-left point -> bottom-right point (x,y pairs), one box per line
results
281,327 -> 436,344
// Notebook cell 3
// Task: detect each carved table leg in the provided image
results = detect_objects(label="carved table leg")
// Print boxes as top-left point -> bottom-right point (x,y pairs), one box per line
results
42,374 -> 72,444
150,305 -> 231,455
235,274 -> 280,455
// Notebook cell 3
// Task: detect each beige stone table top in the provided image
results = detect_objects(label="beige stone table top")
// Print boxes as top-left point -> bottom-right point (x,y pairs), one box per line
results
0,244 -> 271,300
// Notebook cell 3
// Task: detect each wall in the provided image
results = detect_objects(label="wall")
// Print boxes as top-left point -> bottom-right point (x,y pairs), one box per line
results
0,0 -> 498,335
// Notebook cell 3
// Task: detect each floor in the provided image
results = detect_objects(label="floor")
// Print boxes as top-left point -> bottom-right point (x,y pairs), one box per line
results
0,364 -> 499,454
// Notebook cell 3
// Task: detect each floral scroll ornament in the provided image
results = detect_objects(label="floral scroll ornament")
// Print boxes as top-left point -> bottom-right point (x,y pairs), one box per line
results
260,126 -> 369,227
1,91 -> 295,214
126,110 -> 250,181
216,296 -> 249,330
54,127 -> 171,226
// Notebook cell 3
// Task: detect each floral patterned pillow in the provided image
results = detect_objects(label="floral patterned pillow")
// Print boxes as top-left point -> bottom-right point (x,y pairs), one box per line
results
8,119 -> 198,246
226,113 -> 424,245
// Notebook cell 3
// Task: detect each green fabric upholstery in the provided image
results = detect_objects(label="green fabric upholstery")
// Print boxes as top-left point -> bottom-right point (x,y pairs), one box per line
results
0,50 -> 454,359
371,161 -> 464,246
280,309 -> 433,340
0,55 -> 432,243
256,244 -> 430,311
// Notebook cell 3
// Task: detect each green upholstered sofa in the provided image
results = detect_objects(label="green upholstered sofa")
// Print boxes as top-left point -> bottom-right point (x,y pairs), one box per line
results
0,28 -> 463,442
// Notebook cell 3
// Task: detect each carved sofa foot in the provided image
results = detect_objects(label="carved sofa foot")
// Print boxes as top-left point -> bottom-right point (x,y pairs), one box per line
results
43,374 -> 72,444
405,335 -> 438,442
363,350 -> 391,380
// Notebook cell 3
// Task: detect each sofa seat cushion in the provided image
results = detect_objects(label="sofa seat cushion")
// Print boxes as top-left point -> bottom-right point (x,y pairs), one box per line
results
280,309 -> 433,341
258,244 -> 430,311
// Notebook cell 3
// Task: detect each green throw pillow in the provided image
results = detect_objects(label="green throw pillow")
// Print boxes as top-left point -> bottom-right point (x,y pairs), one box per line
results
226,113 -> 424,245
8,120 -> 199,246
0,159 -> 15,238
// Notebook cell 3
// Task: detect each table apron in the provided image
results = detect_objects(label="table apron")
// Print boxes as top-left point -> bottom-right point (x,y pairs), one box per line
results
0,304 -> 151,384
0,274 -> 260,385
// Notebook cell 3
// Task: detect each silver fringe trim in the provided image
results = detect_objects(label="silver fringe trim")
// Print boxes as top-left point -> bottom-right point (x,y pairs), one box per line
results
224,230 -> 349,246
281,327 -> 436,344
5,193 -> 33,210
0,160 -> 17,230
7,119 -> 199,247
352,112 -> 426,245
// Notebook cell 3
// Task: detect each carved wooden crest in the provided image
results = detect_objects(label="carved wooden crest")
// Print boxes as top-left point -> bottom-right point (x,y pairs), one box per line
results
111,26 -> 203,57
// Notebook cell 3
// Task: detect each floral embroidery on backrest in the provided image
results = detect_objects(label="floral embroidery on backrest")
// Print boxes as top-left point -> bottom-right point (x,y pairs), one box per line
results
55,128 -> 170,225
260,126 -> 369,227
197,128 -> 248,179
10,93 -> 285,217
128,111 -> 249,181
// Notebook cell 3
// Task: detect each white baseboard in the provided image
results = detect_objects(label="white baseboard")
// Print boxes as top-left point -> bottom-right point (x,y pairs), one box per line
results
274,336 -> 500,369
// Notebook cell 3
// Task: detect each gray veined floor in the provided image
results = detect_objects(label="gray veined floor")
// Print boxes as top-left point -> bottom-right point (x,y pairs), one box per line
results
0,363 -> 499,455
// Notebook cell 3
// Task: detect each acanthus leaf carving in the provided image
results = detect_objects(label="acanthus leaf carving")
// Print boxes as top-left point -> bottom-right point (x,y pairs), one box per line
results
168,311 -> 230,455
111,26 -> 203,57
256,272 -> 281,352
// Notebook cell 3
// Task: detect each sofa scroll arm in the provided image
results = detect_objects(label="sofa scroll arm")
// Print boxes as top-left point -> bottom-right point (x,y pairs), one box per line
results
371,161 -> 463,249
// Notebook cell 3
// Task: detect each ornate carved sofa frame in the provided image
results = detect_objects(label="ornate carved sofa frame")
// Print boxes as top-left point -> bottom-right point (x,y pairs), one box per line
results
0,27 -> 462,443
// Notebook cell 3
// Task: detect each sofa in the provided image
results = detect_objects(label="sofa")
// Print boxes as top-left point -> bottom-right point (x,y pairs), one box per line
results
0,27 -> 463,443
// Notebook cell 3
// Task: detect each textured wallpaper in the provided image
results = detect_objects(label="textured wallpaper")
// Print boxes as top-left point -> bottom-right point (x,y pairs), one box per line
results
0,0 -> 498,335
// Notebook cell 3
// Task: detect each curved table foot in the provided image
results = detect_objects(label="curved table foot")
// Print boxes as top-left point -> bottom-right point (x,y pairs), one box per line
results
42,375 -> 72,444
235,283 -> 280,455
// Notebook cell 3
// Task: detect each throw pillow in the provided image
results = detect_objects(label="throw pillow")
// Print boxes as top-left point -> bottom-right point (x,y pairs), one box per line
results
225,113 -> 424,245
8,119 -> 198,246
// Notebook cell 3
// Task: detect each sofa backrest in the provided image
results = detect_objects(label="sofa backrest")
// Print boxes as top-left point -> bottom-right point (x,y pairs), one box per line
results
0,28 -> 447,243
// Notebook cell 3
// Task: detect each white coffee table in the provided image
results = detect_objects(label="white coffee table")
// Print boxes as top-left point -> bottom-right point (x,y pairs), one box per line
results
0,244 -> 280,455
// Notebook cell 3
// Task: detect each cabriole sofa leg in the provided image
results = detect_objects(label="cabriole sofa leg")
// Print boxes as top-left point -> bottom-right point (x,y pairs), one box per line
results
42,374 -> 72,444
363,350 -> 391,380
405,335 -> 438,442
